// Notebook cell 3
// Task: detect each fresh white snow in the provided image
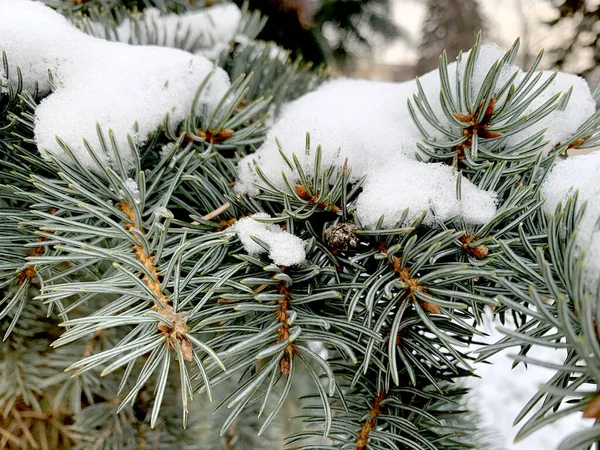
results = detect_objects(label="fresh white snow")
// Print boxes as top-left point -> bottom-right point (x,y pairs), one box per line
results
541,150 -> 600,293
234,76 -> 499,227
234,77 -> 424,197
355,159 -> 497,228
0,0 -> 231,171
231,213 -> 306,266
504,71 -> 596,152
236,44 -> 594,229
81,4 -> 242,59
0,0 -> 84,95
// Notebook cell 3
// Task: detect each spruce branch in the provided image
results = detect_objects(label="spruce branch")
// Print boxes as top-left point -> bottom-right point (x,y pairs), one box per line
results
475,193 -> 600,450
3,7 -> 600,447
287,365 -> 477,450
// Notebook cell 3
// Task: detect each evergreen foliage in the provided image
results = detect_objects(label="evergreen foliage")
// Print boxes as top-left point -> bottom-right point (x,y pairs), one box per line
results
545,0 -> 600,82
417,0 -> 484,74
235,0 -> 401,66
0,1 -> 599,449
311,0 -> 400,64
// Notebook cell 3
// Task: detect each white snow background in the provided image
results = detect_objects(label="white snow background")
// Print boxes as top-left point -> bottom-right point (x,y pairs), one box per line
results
469,309 -> 594,450
1,0 -> 598,448
471,151 -> 600,450
231,213 -> 307,266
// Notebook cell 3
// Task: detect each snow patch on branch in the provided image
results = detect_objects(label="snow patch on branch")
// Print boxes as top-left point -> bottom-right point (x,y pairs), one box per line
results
355,159 -> 497,228
236,44 -> 595,229
541,151 -> 600,293
235,73 -> 497,227
0,0 -> 231,171
415,46 -> 595,153
231,213 -> 306,266
83,4 -> 242,59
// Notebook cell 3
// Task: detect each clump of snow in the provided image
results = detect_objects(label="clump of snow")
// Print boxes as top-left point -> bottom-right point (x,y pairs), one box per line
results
0,0 -> 84,94
355,159 -> 497,228
0,0 -> 230,171
541,151 -> 600,293
235,78 -> 424,197
231,213 -> 306,266
234,75 -> 497,227
504,71 -> 596,152
236,43 -> 595,229
82,4 -> 242,60
470,309 -> 593,450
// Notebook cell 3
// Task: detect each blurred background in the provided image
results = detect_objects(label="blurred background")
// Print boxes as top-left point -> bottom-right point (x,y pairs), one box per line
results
238,0 -> 600,87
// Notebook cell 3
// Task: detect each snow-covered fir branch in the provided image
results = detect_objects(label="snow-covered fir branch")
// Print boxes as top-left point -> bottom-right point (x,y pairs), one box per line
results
0,0 -> 599,449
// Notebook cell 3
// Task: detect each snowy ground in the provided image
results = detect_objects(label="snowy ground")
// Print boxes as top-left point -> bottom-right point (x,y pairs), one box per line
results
469,311 -> 593,450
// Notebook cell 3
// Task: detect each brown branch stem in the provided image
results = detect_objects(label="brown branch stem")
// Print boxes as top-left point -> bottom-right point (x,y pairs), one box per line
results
118,202 -> 192,361
275,282 -> 295,375
355,391 -> 386,450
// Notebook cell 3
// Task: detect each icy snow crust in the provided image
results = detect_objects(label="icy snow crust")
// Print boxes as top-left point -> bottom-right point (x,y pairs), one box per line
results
236,45 -> 595,229
83,4 -> 242,60
231,214 -> 306,266
0,0 -> 231,170
542,151 -> 600,293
